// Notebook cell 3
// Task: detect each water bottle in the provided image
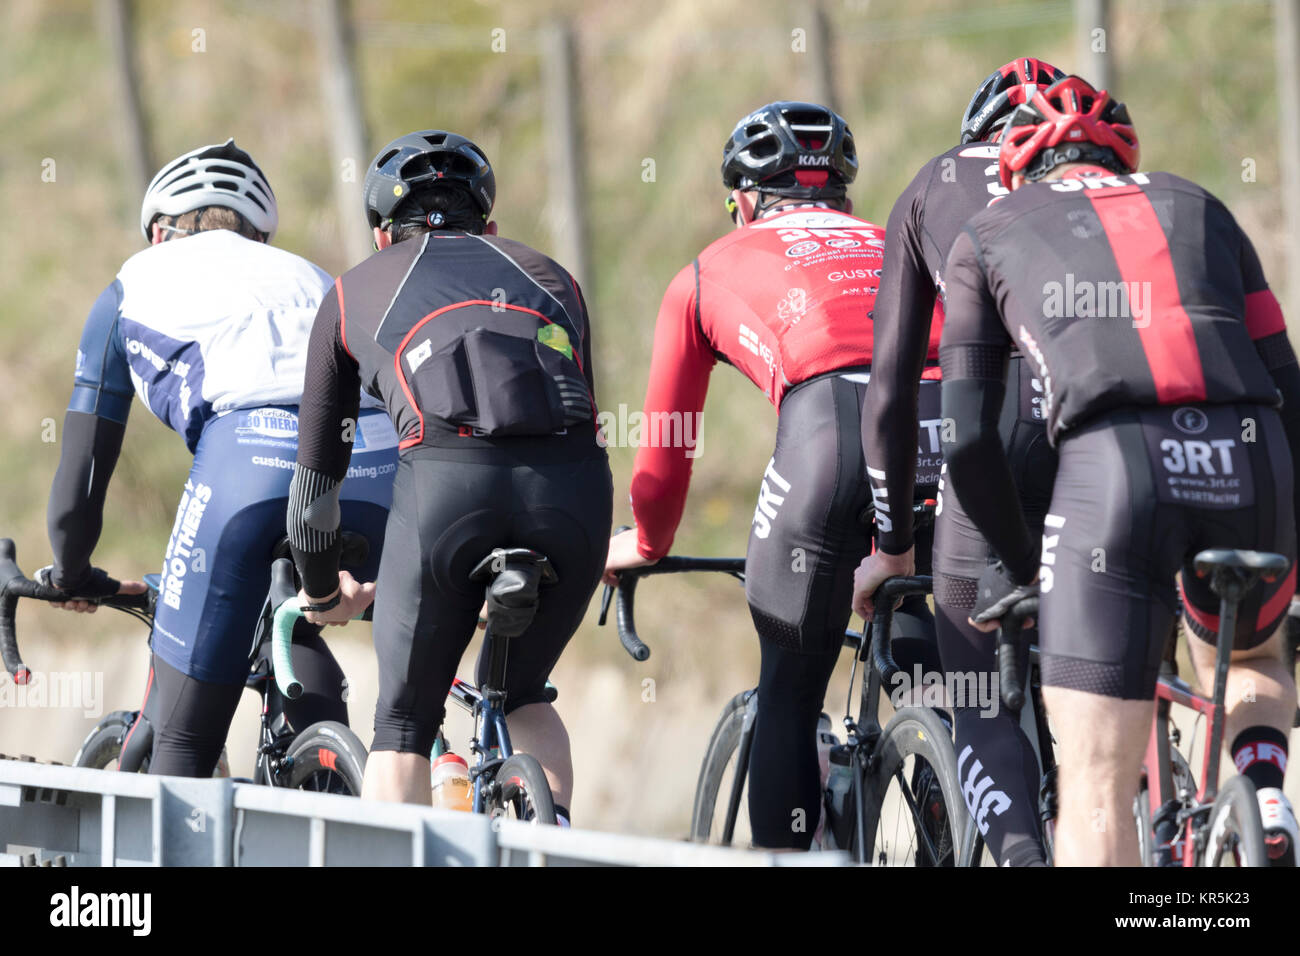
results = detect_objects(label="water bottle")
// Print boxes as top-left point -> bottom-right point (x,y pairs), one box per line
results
824,745 -> 855,849
430,753 -> 473,812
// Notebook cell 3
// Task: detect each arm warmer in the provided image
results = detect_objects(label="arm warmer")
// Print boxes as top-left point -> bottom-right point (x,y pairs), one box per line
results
288,283 -> 362,599
47,411 -> 127,589
938,229 -> 1039,586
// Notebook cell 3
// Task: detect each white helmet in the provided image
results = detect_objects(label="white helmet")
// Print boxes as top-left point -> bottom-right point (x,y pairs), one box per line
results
139,138 -> 278,241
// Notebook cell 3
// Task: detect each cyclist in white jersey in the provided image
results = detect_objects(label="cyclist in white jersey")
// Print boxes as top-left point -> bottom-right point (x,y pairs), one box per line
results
43,140 -> 398,777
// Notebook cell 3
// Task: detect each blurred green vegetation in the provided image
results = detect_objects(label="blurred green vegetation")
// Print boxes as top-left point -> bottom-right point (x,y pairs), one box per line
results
0,0 -> 1285,680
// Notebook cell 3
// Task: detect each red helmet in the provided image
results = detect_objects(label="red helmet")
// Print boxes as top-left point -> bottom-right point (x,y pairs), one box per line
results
959,57 -> 1066,144
997,75 -> 1139,188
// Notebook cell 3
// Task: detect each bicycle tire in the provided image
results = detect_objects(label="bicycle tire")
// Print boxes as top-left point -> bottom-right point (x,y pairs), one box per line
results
73,710 -> 139,771
689,689 -> 754,844
958,819 -> 998,867
492,753 -> 557,824
861,707 -> 966,866
284,721 -> 368,795
74,710 -> 232,777
1201,773 -> 1268,867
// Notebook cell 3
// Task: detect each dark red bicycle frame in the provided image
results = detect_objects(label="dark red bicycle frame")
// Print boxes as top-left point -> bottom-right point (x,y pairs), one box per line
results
1141,670 -> 1219,866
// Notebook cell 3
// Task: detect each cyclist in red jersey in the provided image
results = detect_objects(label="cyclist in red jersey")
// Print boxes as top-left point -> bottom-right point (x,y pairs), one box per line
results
604,102 -> 940,849
942,76 -> 1300,864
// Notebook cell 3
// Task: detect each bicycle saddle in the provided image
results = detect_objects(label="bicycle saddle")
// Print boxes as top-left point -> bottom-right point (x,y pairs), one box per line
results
470,548 -> 559,639
270,532 -> 370,566
1193,549 -> 1290,580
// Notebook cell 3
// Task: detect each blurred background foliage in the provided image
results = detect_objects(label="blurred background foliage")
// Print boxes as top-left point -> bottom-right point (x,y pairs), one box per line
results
0,0 -> 1286,834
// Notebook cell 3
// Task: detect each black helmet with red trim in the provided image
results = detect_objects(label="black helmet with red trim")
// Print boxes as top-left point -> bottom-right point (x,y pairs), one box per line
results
960,57 -> 1067,144
997,75 -> 1140,187
720,101 -> 857,200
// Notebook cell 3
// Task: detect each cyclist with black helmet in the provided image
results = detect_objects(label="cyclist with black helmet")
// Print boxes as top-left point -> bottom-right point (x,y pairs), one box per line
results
852,58 -> 1066,866
941,75 -> 1300,865
603,102 -> 936,849
288,131 -> 611,817
44,140 -> 397,776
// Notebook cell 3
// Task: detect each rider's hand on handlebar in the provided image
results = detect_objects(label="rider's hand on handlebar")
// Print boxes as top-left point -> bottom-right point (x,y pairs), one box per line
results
968,561 -> 1039,633
298,570 -> 374,626
852,547 -> 914,621
37,565 -> 147,614
601,527 -> 657,587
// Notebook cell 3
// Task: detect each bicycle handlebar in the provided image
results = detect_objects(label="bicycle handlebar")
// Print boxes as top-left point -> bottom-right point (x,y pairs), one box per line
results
599,555 -> 747,661
268,557 -> 372,700
600,500 -> 937,664
0,538 -> 153,685
868,575 -> 935,685
998,596 -> 1039,712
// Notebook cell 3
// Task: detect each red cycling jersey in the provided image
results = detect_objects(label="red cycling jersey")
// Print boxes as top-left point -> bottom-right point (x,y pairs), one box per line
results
630,207 -> 941,559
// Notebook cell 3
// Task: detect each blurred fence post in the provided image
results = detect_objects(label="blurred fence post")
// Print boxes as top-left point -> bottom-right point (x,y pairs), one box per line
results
1276,0 -> 1300,319
1074,0 -> 1111,89
541,20 -> 591,294
313,0 -> 372,266
805,0 -> 837,110
97,0 -> 153,217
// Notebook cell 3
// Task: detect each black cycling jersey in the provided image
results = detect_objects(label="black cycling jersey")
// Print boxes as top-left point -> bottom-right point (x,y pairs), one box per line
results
940,167 -> 1300,585
290,230 -> 604,597
865,142 -> 1009,553
288,227 -> 613,759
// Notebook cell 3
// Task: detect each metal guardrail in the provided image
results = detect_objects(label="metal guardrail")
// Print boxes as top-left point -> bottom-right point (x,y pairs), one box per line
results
0,758 -> 849,867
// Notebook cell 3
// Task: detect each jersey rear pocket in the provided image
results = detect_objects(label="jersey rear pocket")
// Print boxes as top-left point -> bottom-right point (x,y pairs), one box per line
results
404,326 -> 589,437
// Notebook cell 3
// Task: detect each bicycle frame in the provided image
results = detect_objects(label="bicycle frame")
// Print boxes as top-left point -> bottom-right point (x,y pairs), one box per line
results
446,675 -> 517,813
1134,553 -> 1285,867
1143,670 -> 1217,866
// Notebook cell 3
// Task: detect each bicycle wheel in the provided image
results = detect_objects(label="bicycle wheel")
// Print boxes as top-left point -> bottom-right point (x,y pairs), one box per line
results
490,753 -> 556,824
958,819 -> 998,867
284,721 -> 368,795
1201,774 -> 1268,867
690,690 -> 755,845
861,707 -> 966,866
73,711 -> 139,771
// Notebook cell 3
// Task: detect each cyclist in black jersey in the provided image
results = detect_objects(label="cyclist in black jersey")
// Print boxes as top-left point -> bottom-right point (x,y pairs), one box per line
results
287,131 -> 612,819
852,57 -> 1065,866
940,76 -> 1300,865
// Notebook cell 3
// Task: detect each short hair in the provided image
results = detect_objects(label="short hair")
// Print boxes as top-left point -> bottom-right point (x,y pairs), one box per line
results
388,184 -> 487,242
155,205 -> 266,242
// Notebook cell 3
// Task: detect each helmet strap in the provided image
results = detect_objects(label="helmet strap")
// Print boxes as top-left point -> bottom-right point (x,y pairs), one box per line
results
1025,143 -> 1124,182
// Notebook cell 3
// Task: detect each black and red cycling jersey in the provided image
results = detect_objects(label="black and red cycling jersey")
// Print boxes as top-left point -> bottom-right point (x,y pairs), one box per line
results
630,206 -> 930,559
291,230 -> 603,596
297,229 -> 600,473
940,167 -> 1300,583
865,141 -> 1010,553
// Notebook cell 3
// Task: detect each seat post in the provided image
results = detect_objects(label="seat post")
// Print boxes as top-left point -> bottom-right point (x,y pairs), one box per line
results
1204,569 -> 1252,803
481,624 -> 511,703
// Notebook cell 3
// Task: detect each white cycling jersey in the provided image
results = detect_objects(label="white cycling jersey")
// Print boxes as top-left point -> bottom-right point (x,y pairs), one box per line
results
73,230 -> 379,449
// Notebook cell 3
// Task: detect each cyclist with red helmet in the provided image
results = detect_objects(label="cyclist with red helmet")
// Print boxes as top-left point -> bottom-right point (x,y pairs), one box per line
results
603,102 -> 938,849
941,76 -> 1300,865
853,57 -> 1065,866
